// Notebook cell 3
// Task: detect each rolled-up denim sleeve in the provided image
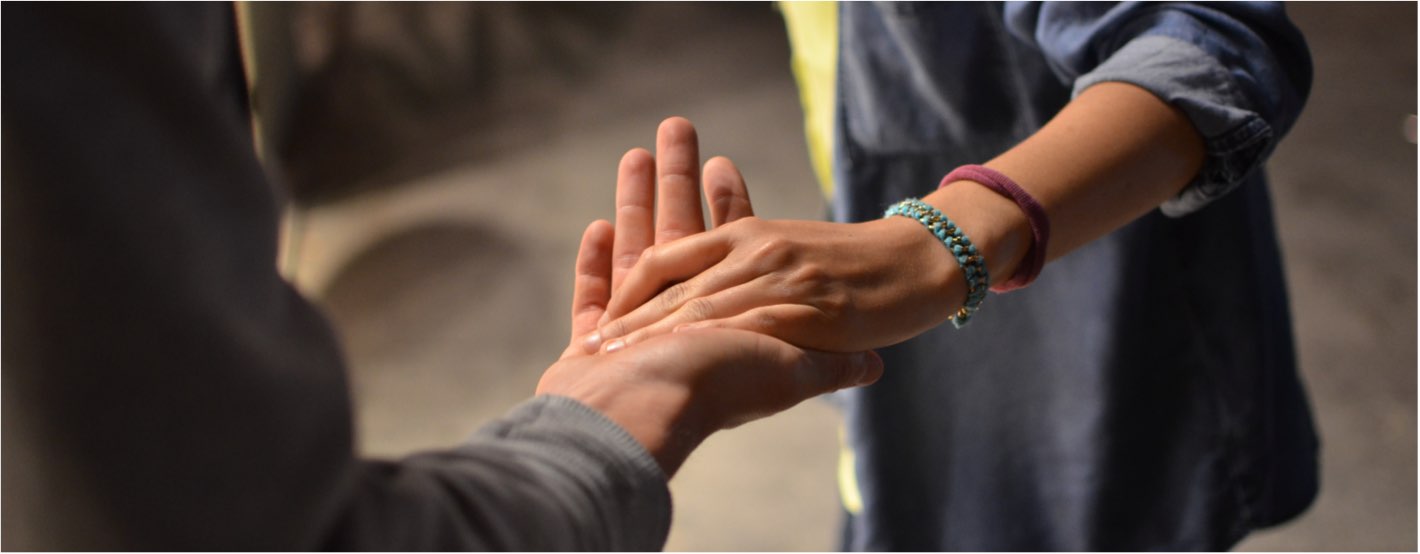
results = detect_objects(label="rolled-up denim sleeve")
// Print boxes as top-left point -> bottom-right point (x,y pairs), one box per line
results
1004,2 -> 1312,216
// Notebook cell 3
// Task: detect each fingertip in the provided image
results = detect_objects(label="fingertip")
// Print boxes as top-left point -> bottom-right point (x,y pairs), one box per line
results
587,218 -> 614,238
620,148 -> 653,170
703,159 -> 739,191
657,117 -> 699,152
659,116 -> 695,136
704,156 -> 741,176
814,350 -> 885,392
703,156 -> 753,225
583,331 -> 603,353
856,350 -> 885,386
576,219 -> 614,269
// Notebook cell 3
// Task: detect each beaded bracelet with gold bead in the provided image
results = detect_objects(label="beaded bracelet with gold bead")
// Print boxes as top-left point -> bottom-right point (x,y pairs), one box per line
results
883,198 -> 989,328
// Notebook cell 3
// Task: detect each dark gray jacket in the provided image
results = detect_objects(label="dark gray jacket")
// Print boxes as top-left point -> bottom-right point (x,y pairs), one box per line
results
2,3 -> 669,550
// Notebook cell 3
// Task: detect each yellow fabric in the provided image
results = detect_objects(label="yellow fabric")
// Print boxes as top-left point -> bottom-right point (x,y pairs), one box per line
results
835,423 -> 864,515
781,1 -> 859,516
779,1 -> 839,200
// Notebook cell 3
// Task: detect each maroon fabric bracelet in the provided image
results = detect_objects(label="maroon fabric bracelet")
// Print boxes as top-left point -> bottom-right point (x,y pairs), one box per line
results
938,164 -> 1050,292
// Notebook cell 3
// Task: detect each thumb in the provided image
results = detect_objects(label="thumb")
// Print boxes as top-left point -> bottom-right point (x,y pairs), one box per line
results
793,349 -> 884,397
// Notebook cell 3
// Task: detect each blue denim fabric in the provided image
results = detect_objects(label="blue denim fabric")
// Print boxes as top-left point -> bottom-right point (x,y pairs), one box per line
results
831,2 -> 1318,550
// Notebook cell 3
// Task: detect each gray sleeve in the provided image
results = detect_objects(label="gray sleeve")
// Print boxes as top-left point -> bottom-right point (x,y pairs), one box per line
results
1004,2 -> 1313,216
326,396 -> 671,551
1,3 -> 668,551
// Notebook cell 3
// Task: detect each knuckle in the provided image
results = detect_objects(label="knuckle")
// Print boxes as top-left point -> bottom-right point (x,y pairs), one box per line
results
682,297 -> 716,322
749,237 -> 792,268
752,310 -> 779,332
793,263 -> 826,283
789,355 -> 834,397
604,319 -> 628,339
616,204 -> 651,221
637,244 -> 659,266
709,194 -> 734,220
722,215 -> 761,235
816,286 -> 850,318
573,302 -> 603,319
660,171 -> 697,190
657,228 -> 693,243
614,251 -> 643,270
657,282 -> 689,311
817,296 -> 847,319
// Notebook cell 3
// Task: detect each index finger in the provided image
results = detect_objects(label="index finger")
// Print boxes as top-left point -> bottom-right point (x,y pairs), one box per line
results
563,219 -> 614,359
702,155 -> 754,227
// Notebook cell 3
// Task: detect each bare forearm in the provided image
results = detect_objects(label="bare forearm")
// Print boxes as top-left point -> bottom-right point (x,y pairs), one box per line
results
924,82 -> 1207,285
591,86 -> 1207,352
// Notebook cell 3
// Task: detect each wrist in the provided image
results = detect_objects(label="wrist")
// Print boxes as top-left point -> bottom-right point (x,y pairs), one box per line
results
920,181 -> 1031,290
581,386 -> 706,477
539,358 -> 704,477
866,215 -> 969,321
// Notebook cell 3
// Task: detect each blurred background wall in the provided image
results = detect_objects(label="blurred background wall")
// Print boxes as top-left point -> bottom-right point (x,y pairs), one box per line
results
248,2 -> 1416,550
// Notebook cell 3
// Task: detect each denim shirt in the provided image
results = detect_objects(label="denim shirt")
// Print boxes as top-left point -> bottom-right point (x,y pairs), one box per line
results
830,3 -> 1318,550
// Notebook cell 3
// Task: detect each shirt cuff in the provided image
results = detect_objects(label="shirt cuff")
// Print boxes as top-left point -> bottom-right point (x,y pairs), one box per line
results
1073,34 -> 1275,217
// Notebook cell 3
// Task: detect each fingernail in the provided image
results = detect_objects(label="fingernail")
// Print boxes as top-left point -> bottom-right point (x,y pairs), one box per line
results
583,332 -> 602,352
604,339 -> 626,353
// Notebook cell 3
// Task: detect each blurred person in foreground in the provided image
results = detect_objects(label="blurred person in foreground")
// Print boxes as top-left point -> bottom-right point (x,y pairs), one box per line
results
1,4 -> 880,549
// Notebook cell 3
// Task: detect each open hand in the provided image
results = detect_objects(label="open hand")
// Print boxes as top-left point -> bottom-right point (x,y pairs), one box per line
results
540,117 -> 882,476
558,116 -> 754,359
583,207 -> 972,354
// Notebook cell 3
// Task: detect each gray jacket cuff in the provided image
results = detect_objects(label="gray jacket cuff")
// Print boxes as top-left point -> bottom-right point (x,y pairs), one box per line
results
1073,35 -> 1275,217
479,394 -> 673,550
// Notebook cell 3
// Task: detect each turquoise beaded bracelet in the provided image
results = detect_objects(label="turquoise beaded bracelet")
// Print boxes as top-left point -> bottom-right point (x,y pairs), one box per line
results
884,198 -> 989,328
